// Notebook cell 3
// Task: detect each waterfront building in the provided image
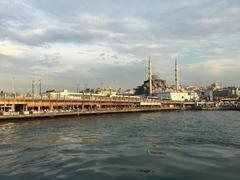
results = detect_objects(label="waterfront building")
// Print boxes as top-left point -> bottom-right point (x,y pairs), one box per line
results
45,89 -> 81,98
213,87 -> 240,101
45,88 -> 120,99
123,88 -> 136,96
210,82 -> 221,91
95,88 -> 117,96
45,89 -> 105,99
198,85 -> 240,101
155,91 -> 199,101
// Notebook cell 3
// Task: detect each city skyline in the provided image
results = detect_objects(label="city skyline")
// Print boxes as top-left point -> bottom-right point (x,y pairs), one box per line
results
0,0 -> 239,92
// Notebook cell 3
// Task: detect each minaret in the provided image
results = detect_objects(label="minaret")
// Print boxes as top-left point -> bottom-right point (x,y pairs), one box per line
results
175,56 -> 179,91
148,56 -> 152,96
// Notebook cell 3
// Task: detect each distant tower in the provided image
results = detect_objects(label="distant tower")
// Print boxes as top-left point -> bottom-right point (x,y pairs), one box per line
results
175,56 -> 179,91
148,56 -> 152,96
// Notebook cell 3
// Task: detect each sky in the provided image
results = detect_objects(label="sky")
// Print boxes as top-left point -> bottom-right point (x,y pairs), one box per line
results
0,0 -> 239,92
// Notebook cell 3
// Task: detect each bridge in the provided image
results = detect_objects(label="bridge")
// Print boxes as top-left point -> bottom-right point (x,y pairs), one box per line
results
0,95 -> 187,113
0,94 -> 234,120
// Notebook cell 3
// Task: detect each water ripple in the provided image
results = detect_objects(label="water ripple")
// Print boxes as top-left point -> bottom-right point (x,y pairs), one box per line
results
0,111 -> 240,180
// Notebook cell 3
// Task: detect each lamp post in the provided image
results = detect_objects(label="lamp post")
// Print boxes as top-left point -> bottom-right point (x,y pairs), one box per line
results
3,92 -> 6,112
39,79 -> 42,112
32,80 -> 35,111
39,79 -> 42,96
12,77 -> 15,97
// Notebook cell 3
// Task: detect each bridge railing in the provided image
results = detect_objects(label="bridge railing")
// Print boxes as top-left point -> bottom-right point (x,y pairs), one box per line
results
0,94 -> 162,103
0,94 -> 188,104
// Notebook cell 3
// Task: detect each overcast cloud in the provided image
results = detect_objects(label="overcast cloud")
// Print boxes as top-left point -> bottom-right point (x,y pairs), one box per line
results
0,0 -> 239,92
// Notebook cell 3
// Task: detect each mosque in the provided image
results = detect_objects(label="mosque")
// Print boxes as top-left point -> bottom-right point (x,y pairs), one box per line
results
135,56 -> 199,101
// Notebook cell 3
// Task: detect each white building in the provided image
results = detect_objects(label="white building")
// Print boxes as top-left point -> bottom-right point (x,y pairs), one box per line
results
45,90 -> 82,99
188,91 -> 199,101
45,89 -> 104,99
155,91 -> 199,101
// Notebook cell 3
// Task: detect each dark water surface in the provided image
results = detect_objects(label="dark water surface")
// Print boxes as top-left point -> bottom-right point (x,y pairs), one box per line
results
0,111 -> 240,180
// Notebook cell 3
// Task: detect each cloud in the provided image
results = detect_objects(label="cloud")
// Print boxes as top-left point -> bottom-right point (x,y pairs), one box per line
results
185,58 -> 240,75
0,0 -> 239,91
182,58 -> 240,86
38,53 -> 61,67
